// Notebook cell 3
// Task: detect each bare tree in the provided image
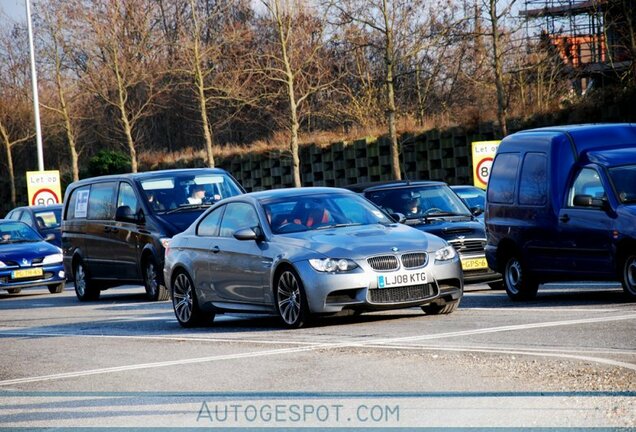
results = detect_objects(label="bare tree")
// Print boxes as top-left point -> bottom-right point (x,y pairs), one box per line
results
37,4 -> 83,181
174,0 -> 255,168
256,0 -> 338,187
0,25 -> 34,205
482,0 -> 519,137
68,0 -> 168,172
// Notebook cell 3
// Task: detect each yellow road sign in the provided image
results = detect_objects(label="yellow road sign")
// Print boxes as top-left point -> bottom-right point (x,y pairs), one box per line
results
27,170 -> 62,206
471,141 -> 501,188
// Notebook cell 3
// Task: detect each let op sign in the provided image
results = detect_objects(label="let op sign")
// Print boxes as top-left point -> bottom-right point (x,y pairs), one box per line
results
471,141 -> 501,188
27,170 -> 63,206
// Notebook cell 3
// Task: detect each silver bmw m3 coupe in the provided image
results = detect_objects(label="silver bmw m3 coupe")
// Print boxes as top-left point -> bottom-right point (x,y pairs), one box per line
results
164,187 -> 463,328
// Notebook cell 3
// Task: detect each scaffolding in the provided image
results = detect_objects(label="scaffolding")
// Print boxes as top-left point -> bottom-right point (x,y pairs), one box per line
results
521,0 -> 632,90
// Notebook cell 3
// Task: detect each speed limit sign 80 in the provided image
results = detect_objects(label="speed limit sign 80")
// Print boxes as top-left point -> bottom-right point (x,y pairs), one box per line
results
471,141 -> 500,188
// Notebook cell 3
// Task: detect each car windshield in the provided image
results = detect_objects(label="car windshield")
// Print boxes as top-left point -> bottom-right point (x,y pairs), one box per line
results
0,221 -> 43,244
365,185 -> 471,219
454,187 -> 486,209
609,165 -> 636,203
262,193 -> 392,234
139,172 -> 242,213
34,209 -> 62,229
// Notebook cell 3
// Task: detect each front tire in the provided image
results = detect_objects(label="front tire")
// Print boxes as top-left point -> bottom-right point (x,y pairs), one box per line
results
275,269 -> 309,328
172,271 -> 213,327
73,260 -> 100,301
421,299 -> 459,315
504,255 -> 538,301
143,256 -> 169,301
48,283 -> 65,294
621,254 -> 636,300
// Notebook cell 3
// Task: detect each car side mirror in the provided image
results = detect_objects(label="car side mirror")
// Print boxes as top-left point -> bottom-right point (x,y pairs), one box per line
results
115,205 -> 140,223
470,206 -> 484,216
44,233 -> 56,242
390,212 -> 406,224
573,194 -> 607,209
234,227 -> 264,241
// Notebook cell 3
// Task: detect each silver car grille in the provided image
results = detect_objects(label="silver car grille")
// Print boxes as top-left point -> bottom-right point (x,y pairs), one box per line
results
368,284 -> 436,303
401,253 -> 427,269
367,255 -> 399,271
447,239 -> 486,254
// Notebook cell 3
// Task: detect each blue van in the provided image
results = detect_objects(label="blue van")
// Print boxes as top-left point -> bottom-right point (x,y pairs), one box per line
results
485,124 -> 636,300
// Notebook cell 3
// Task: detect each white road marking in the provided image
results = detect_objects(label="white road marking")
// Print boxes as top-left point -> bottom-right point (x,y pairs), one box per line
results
360,344 -> 636,372
1,313 -> 635,386
466,307 -> 624,313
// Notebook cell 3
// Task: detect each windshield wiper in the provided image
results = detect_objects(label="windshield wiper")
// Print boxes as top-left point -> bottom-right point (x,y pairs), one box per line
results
11,239 -> 39,243
315,223 -> 363,230
164,204 -> 210,214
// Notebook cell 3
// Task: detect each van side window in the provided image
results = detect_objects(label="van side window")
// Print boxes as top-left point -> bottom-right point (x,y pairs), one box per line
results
117,182 -> 139,212
568,168 -> 605,207
88,182 -> 117,220
66,186 -> 90,219
197,205 -> 225,237
487,153 -> 520,204
519,153 -> 547,206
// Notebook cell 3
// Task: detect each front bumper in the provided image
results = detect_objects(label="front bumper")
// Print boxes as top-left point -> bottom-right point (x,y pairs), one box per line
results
295,257 -> 463,314
0,264 -> 65,291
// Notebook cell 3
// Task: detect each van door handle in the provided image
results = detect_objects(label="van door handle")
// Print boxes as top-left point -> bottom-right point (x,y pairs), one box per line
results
560,214 -> 570,223
211,246 -> 220,254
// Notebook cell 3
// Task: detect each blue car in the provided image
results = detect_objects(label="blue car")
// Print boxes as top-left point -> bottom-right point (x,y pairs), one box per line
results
0,220 -> 65,295
5,204 -> 63,247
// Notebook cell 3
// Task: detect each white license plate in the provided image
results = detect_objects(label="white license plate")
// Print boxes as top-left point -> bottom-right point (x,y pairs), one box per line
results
377,271 -> 427,289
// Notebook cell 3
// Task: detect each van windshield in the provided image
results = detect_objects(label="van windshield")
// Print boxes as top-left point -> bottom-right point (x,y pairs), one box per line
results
609,165 -> 636,204
139,172 -> 243,213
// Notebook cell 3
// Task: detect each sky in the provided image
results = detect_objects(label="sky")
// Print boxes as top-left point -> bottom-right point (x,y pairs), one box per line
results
0,0 -> 27,23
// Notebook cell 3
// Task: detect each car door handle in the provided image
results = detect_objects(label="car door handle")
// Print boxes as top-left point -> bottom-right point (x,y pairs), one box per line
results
560,214 -> 570,223
211,246 -> 220,254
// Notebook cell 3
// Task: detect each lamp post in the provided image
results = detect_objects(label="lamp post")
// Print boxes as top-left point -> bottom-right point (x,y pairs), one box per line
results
25,0 -> 44,171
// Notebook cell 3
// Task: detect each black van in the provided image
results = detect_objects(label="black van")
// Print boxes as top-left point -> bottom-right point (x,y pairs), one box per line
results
485,124 -> 636,301
62,168 -> 244,301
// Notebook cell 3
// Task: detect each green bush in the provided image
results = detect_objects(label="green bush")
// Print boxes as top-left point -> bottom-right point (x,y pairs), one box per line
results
87,150 -> 131,177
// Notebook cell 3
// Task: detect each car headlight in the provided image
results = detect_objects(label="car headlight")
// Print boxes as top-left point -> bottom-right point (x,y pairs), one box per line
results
434,246 -> 457,261
160,237 -> 171,249
309,258 -> 358,273
42,253 -> 63,264
0,261 -> 6,268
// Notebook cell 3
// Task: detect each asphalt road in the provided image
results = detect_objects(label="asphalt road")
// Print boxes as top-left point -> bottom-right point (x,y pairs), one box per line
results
0,282 -> 634,429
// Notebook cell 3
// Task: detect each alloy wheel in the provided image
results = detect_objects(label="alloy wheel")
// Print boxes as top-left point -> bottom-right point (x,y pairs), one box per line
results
173,273 -> 193,324
277,271 -> 301,326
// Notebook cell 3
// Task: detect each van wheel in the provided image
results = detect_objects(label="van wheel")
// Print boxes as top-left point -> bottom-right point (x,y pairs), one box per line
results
48,283 -> 65,294
504,256 -> 538,301
73,260 -> 100,301
143,257 -> 169,301
621,254 -> 636,300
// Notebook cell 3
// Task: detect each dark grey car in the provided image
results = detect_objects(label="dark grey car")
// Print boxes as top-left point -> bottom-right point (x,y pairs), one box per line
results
164,187 -> 463,328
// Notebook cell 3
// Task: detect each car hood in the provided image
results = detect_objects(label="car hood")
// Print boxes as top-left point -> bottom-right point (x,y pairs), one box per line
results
0,240 -> 61,263
277,223 -> 447,259
405,218 -> 486,241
